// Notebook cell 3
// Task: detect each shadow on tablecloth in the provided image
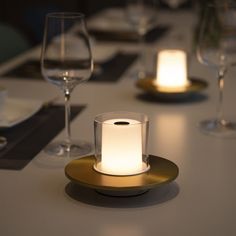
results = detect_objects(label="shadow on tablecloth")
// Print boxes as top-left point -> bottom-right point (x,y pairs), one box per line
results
65,181 -> 179,208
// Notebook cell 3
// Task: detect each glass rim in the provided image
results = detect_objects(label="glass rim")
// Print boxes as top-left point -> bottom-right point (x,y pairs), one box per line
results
46,12 -> 85,19
94,111 -> 149,125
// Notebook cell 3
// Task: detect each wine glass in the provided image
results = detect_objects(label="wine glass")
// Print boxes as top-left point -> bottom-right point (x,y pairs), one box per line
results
197,2 -> 236,137
41,12 -> 93,157
125,0 -> 157,79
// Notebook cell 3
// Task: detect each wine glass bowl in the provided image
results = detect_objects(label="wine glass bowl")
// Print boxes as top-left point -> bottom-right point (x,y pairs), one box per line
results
125,0 -> 157,79
41,12 -> 93,157
197,2 -> 236,137
126,0 -> 156,36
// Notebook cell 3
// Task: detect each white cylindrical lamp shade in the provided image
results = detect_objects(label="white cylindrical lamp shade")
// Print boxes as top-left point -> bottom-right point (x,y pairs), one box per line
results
155,50 -> 189,90
101,119 -> 142,175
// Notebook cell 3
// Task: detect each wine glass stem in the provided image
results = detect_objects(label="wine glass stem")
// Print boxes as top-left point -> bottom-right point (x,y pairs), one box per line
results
64,90 -> 71,151
138,32 -> 146,78
217,67 -> 226,123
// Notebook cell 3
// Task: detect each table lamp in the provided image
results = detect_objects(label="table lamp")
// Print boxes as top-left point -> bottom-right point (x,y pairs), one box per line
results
155,49 -> 190,92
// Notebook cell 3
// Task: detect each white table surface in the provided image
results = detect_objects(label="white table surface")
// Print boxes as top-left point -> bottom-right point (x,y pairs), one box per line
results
0,8 -> 236,236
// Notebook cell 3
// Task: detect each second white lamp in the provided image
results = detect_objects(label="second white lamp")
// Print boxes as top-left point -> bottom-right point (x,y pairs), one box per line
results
155,49 -> 189,91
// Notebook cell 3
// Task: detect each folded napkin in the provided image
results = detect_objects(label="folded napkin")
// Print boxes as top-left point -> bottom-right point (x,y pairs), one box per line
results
3,53 -> 137,82
0,105 -> 86,170
89,25 -> 169,43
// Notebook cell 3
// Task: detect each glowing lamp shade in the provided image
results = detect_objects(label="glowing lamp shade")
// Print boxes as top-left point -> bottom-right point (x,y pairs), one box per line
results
94,112 -> 149,176
155,50 -> 189,91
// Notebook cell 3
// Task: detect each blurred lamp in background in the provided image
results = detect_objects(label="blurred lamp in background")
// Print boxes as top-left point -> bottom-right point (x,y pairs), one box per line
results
155,49 -> 189,91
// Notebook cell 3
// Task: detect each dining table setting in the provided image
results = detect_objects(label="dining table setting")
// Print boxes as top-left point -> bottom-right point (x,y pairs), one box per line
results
0,2 -> 236,236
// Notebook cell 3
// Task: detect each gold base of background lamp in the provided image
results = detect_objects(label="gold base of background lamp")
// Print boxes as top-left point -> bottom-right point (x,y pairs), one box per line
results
136,76 -> 207,100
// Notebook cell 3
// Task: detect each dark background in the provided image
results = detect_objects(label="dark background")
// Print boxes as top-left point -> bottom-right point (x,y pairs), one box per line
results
0,0 -> 126,45
0,0 -> 194,63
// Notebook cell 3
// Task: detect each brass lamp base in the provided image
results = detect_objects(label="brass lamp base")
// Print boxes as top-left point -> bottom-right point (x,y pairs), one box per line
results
136,77 -> 208,100
65,155 -> 179,197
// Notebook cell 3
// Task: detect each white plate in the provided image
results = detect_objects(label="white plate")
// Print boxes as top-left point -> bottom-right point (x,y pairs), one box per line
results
0,98 -> 43,128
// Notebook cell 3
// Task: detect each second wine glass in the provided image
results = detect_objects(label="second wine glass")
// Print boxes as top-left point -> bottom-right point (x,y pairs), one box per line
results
197,2 -> 236,137
41,12 -> 93,157
126,0 -> 157,79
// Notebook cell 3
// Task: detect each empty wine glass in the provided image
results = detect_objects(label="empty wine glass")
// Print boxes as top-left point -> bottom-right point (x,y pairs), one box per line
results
125,0 -> 157,79
41,12 -> 93,157
197,2 -> 236,137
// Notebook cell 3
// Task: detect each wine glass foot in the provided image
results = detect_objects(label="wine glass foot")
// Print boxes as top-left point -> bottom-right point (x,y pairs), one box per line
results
199,119 -> 236,138
44,140 -> 92,158
128,69 -> 147,81
137,70 -> 146,79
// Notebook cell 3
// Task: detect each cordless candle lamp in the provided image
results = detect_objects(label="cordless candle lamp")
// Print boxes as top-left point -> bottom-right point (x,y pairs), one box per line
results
65,111 -> 179,197
136,49 -> 207,100
94,111 -> 149,176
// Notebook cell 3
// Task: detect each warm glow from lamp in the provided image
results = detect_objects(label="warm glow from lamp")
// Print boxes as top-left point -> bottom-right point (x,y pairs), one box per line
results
155,50 -> 189,91
100,118 -> 144,176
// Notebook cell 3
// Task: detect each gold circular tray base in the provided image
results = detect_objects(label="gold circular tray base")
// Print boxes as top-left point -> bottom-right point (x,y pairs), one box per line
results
136,77 -> 207,100
65,155 -> 179,196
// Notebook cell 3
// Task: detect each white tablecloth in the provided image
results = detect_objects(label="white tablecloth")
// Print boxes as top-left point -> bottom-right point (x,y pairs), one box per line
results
0,8 -> 235,236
